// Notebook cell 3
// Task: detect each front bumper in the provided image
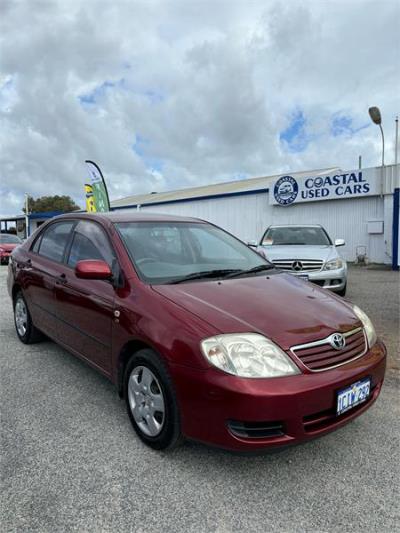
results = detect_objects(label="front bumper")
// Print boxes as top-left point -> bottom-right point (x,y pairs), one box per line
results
292,266 -> 347,292
171,340 -> 386,451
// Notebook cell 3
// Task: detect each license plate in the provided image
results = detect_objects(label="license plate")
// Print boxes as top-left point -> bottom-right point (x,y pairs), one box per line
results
297,274 -> 309,281
337,378 -> 371,416
288,272 -> 309,280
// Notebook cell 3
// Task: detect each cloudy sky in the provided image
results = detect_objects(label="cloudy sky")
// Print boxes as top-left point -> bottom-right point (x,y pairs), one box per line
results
0,0 -> 399,216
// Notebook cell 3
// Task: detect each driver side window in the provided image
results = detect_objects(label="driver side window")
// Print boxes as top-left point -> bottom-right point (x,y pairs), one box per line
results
67,221 -> 115,268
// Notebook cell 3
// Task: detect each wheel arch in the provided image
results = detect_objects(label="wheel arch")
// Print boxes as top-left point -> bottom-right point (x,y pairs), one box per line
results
117,339 -> 156,397
11,283 -> 22,302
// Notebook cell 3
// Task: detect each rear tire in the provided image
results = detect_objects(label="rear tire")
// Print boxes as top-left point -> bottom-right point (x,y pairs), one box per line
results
13,291 -> 44,344
124,349 -> 182,450
336,283 -> 347,297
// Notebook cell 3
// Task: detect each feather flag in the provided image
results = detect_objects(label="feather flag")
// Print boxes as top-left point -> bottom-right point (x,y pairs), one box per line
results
85,160 -> 110,212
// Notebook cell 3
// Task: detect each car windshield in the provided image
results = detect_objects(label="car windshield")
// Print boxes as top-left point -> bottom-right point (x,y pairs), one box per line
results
0,234 -> 21,244
116,221 -> 271,284
261,226 -> 331,246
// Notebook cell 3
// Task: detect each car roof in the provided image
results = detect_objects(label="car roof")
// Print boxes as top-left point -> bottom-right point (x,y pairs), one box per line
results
267,224 -> 324,228
52,211 -> 206,224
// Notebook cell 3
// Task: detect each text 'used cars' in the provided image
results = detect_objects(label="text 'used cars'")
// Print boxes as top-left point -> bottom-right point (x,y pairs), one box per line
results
7,213 -> 386,451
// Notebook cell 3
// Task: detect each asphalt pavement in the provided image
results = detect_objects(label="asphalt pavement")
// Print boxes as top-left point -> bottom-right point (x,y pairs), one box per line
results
1,265 -> 399,532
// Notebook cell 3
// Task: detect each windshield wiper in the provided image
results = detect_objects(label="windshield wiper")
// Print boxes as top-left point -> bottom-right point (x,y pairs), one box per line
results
223,264 -> 274,279
165,269 -> 242,284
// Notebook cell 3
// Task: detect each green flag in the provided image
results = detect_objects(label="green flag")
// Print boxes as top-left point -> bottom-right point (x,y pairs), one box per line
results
85,160 -> 110,212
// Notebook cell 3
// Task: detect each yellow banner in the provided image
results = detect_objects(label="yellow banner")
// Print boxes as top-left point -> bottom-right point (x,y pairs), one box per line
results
85,184 -> 96,212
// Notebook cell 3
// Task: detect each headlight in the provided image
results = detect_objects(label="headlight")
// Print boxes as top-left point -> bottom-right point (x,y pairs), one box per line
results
200,333 -> 300,378
324,258 -> 344,270
352,304 -> 377,348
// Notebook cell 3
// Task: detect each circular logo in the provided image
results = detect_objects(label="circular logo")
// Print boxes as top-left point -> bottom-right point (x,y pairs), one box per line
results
314,177 -> 324,188
292,260 -> 303,271
330,333 -> 346,350
274,176 -> 298,205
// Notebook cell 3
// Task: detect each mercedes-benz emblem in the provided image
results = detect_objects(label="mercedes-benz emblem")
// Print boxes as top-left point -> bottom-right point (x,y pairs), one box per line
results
330,333 -> 346,350
292,260 -> 303,272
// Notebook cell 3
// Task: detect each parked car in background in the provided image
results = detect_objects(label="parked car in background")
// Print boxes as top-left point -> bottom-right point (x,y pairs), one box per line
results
251,224 -> 347,296
8,213 -> 385,452
0,234 -> 22,265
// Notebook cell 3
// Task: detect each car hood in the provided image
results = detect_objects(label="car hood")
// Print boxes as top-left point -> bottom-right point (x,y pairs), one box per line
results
0,243 -> 18,252
152,272 -> 359,351
259,245 -> 335,262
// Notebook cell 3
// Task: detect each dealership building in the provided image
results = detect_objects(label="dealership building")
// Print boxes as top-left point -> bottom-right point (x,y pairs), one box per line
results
111,164 -> 400,269
0,211 -> 65,240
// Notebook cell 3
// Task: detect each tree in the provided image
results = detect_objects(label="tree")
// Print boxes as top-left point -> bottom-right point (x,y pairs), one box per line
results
23,195 -> 81,214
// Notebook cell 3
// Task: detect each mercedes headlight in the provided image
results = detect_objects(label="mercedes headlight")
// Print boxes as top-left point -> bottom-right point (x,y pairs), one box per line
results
200,333 -> 300,378
324,258 -> 344,270
352,304 -> 377,348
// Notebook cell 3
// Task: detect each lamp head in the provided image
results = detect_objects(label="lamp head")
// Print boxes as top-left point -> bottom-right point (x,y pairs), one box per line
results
368,107 -> 382,125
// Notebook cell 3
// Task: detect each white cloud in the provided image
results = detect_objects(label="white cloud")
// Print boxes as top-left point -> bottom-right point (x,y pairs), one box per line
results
0,0 -> 399,215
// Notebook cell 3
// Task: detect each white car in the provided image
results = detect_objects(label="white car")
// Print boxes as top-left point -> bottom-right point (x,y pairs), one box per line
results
251,224 -> 347,296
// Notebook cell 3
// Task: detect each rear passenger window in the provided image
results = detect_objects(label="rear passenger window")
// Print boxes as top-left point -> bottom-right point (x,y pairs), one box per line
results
38,222 -> 75,262
67,221 -> 115,268
31,234 -> 42,254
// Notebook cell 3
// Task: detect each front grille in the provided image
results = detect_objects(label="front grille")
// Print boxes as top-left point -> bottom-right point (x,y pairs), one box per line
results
290,327 -> 367,372
227,420 -> 285,439
272,259 -> 323,272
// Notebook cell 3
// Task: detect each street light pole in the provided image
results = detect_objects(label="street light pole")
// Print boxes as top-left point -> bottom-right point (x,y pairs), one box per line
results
378,123 -> 385,166
24,193 -> 29,239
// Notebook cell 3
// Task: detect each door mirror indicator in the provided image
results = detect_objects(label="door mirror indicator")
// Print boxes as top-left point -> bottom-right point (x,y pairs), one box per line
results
247,240 -> 258,248
75,260 -> 112,280
334,239 -> 345,247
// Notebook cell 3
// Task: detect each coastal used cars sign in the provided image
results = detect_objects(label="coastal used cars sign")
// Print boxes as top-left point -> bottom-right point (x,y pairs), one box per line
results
270,168 -> 379,206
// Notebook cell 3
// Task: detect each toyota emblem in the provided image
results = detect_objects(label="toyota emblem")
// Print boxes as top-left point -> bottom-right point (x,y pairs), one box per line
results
292,260 -> 303,272
330,333 -> 346,350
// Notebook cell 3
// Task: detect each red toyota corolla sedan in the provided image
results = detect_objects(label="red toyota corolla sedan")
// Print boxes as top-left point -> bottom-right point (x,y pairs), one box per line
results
7,213 -> 386,451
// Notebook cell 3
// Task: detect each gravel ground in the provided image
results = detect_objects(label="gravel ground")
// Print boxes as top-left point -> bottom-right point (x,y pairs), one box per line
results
1,265 -> 399,532
345,265 -> 399,374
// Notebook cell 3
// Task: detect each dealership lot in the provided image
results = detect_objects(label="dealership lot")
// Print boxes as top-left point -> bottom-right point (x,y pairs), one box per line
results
1,265 -> 399,532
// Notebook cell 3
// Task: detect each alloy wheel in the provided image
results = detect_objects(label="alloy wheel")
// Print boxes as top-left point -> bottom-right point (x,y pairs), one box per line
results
15,298 -> 27,337
128,366 -> 165,437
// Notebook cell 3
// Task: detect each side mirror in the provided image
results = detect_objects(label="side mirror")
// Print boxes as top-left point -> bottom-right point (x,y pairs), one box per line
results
75,260 -> 112,280
247,240 -> 258,248
334,238 -> 345,247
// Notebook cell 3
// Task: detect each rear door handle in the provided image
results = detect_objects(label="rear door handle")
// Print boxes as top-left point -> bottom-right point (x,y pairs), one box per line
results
56,273 -> 67,285
20,258 -> 32,270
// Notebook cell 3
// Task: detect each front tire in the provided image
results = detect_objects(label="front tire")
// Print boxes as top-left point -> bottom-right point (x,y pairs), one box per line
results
336,283 -> 347,297
124,349 -> 182,450
13,291 -> 44,344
